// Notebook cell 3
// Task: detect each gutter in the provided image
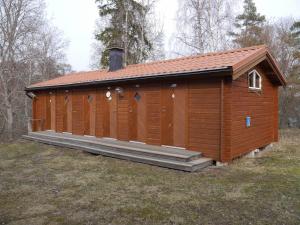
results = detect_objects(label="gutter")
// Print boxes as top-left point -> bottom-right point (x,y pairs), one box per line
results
25,66 -> 233,92
26,91 -> 36,99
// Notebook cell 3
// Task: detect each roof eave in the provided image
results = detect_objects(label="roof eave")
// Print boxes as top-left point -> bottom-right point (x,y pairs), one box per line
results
25,66 -> 233,92
232,48 -> 287,86
265,52 -> 287,86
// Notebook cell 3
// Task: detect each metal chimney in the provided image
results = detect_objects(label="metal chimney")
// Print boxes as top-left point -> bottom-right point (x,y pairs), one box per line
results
108,47 -> 124,72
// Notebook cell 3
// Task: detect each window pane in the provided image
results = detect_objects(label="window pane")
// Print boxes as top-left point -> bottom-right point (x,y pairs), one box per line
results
255,74 -> 260,88
88,95 -> 93,102
134,92 -> 141,101
249,74 -> 254,87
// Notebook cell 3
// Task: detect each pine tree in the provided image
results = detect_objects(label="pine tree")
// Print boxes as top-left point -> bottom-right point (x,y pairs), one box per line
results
291,21 -> 300,53
95,0 -> 153,67
289,21 -> 300,82
230,0 -> 266,47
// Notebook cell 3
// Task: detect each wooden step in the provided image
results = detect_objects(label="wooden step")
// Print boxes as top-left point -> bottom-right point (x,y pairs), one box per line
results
22,132 -> 213,172
27,132 -> 201,162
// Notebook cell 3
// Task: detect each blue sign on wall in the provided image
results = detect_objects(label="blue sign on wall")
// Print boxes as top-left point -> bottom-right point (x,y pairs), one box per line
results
246,116 -> 251,127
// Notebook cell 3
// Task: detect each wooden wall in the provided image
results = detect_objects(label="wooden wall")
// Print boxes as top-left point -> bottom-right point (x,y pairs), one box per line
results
32,78 -> 222,160
229,66 -> 278,159
187,80 -> 221,159
31,68 -> 279,162
32,92 -> 50,131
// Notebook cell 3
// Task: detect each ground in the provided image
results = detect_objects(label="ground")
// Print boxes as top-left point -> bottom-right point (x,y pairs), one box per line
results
0,130 -> 299,225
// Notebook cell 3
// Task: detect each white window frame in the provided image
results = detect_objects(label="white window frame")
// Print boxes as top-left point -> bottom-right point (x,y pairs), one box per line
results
248,70 -> 262,90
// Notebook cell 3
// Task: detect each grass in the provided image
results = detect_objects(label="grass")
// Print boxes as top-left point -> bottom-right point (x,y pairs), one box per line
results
0,129 -> 299,225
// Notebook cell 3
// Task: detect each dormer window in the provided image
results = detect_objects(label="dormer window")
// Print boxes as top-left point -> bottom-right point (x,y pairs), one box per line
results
248,70 -> 262,90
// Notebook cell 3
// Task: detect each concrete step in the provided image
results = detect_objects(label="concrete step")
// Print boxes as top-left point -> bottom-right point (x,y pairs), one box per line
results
23,134 -> 213,172
27,132 -> 201,162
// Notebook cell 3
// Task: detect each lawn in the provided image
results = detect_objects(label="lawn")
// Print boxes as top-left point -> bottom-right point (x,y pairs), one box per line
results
0,130 -> 299,225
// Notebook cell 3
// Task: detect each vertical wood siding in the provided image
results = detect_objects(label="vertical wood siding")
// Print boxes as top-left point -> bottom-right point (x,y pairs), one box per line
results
32,93 -> 43,131
145,85 -> 162,145
128,88 -> 138,141
55,91 -> 64,132
273,88 -> 279,141
44,94 -> 51,130
109,91 -> 117,138
50,92 -> 56,131
117,90 -> 130,141
72,91 -> 84,135
137,87 -> 146,143
222,78 -> 232,162
161,84 -> 174,146
173,82 -> 186,148
95,89 -> 104,137
66,92 -> 72,133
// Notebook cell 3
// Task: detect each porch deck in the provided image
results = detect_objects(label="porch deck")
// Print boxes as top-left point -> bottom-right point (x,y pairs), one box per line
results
23,131 -> 213,172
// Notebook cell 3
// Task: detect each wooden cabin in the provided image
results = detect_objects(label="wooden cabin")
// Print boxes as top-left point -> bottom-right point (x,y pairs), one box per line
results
25,45 -> 286,163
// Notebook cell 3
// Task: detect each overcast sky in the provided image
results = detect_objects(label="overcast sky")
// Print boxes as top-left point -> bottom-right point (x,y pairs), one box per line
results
45,0 -> 300,72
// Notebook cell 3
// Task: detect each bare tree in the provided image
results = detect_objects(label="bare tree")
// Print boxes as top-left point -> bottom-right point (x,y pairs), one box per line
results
173,0 -> 235,56
270,18 -> 300,128
0,0 -> 70,140
0,0 -> 42,140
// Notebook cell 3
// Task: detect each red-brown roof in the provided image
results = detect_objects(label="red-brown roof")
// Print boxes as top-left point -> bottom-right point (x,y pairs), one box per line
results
27,45 -> 286,90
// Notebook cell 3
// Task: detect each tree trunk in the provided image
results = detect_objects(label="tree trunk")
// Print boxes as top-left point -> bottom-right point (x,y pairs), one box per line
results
6,103 -> 13,140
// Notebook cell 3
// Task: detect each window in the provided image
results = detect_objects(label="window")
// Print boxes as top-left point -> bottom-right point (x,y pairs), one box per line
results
134,92 -> 141,102
87,95 -> 93,103
64,95 -> 69,104
248,70 -> 262,90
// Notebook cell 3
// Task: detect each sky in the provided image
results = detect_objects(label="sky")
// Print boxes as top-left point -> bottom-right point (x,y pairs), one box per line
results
45,0 -> 300,72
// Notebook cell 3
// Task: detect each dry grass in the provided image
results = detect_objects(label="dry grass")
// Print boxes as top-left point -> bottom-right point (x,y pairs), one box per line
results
0,129 -> 299,225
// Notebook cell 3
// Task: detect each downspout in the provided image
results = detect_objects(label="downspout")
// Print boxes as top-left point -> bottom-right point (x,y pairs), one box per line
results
219,79 -> 224,162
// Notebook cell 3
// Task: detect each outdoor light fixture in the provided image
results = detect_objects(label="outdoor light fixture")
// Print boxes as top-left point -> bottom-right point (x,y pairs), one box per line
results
106,91 -> 111,98
115,87 -> 124,96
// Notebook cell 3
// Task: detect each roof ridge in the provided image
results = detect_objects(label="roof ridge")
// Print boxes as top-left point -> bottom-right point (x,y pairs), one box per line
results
67,69 -> 104,76
126,45 -> 267,69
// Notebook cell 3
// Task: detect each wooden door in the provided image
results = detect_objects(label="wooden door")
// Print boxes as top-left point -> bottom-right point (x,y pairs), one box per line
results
72,91 -> 84,135
55,92 -> 64,132
44,94 -> 51,130
146,85 -> 161,145
109,91 -> 117,138
32,96 -> 43,131
129,89 -> 139,141
62,93 -> 71,132
95,90 -> 104,137
103,91 -> 110,137
50,93 -> 56,131
84,92 -> 91,135
161,84 -> 174,146
117,89 -> 129,141
62,95 -> 67,131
